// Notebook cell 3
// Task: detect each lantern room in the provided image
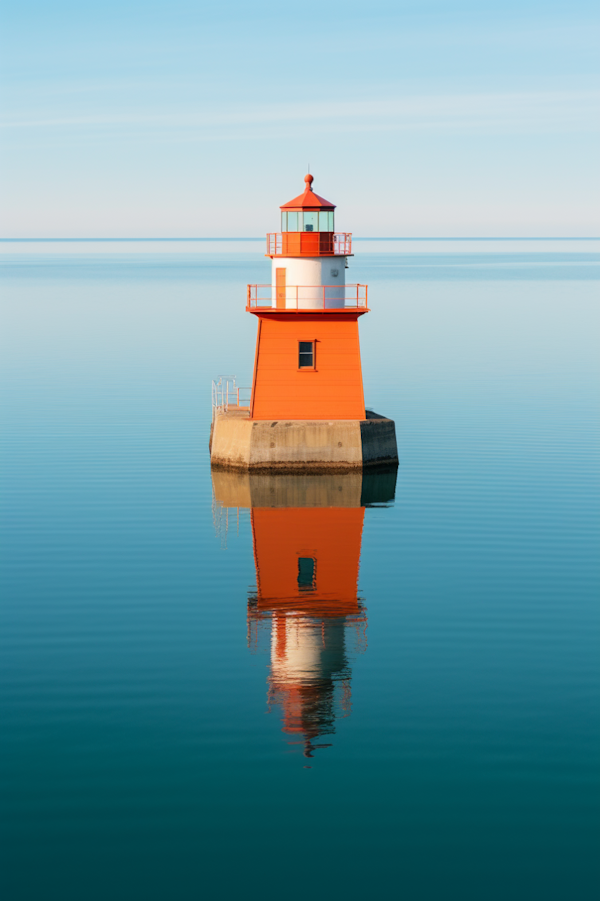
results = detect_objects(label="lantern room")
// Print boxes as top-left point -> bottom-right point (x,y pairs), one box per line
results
280,175 -> 335,232
267,174 -> 351,257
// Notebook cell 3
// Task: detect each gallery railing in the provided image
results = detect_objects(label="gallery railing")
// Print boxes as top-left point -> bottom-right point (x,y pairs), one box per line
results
246,284 -> 368,311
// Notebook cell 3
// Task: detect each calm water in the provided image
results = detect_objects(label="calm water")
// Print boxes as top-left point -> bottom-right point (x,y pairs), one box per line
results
1,240 -> 599,900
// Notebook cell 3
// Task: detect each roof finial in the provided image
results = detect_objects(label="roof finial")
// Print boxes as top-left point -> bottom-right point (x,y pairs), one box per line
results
304,172 -> 314,190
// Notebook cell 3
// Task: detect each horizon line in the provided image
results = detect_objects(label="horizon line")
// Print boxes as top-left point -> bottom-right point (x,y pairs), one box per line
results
1,237 -> 598,243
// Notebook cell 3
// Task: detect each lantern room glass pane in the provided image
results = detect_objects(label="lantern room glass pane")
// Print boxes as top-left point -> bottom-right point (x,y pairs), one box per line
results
286,211 -> 298,232
319,211 -> 332,232
303,212 -> 318,232
281,212 -> 287,231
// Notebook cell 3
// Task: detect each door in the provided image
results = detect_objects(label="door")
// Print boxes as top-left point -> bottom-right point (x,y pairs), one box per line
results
276,268 -> 286,309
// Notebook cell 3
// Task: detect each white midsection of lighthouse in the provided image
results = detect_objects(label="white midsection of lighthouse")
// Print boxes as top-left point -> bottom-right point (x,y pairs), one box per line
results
271,256 -> 347,309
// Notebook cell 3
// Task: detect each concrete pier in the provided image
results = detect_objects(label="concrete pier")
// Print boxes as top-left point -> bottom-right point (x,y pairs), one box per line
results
210,409 -> 398,473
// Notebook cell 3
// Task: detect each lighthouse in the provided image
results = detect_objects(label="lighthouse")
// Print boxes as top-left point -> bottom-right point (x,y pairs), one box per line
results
210,174 -> 398,472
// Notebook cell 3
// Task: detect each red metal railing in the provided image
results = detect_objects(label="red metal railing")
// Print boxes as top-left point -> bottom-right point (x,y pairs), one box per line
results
266,232 -> 352,256
246,284 -> 368,312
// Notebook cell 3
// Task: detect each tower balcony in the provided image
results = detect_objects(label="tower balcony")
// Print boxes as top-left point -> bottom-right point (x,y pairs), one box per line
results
247,284 -> 368,312
267,232 -> 352,257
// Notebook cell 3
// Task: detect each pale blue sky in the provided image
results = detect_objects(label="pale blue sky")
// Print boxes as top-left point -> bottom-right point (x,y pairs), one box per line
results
1,0 -> 598,237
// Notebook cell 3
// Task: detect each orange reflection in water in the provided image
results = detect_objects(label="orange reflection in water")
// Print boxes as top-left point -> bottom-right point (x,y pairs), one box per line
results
212,470 -> 395,758
250,505 -> 367,757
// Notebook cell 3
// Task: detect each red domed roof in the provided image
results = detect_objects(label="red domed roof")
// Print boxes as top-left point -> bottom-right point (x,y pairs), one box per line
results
280,173 -> 336,211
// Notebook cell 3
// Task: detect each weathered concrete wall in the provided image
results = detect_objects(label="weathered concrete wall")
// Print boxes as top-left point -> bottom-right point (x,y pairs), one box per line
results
210,410 -> 253,469
210,409 -> 398,472
361,412 -> 399,466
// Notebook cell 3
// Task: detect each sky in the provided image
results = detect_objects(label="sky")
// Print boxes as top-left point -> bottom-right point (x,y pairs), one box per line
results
1,0 -> 598,237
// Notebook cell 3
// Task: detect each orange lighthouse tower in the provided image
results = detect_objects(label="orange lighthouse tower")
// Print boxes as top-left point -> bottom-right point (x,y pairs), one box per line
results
210,174 -> 398,472
250,173 -> 365,421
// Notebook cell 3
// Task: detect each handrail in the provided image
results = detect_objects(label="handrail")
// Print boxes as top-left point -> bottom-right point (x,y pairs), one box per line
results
212,376 -> 251,415
246,283 -> 368,311
267,232 -> 352,256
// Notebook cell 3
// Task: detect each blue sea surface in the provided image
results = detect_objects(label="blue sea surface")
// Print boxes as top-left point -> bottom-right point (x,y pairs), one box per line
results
1,240 -> 599,900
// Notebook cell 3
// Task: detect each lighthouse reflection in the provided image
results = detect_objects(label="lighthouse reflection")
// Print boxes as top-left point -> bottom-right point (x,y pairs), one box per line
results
211,469 -> 397,758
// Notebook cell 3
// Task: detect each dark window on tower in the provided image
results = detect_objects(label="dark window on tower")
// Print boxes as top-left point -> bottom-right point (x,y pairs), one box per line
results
299,341 -> 315,369
298,557 -> 316,591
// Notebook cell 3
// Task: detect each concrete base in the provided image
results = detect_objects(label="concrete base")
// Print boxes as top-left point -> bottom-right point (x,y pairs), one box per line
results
210,409 -> 398,473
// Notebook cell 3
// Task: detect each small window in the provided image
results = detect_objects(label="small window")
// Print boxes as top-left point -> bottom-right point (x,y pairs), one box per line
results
298,341 -> 315,369
298,557 -> 316,591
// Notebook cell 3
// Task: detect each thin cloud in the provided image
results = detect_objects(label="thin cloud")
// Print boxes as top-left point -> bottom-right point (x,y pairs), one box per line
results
1,91 -> 598,135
